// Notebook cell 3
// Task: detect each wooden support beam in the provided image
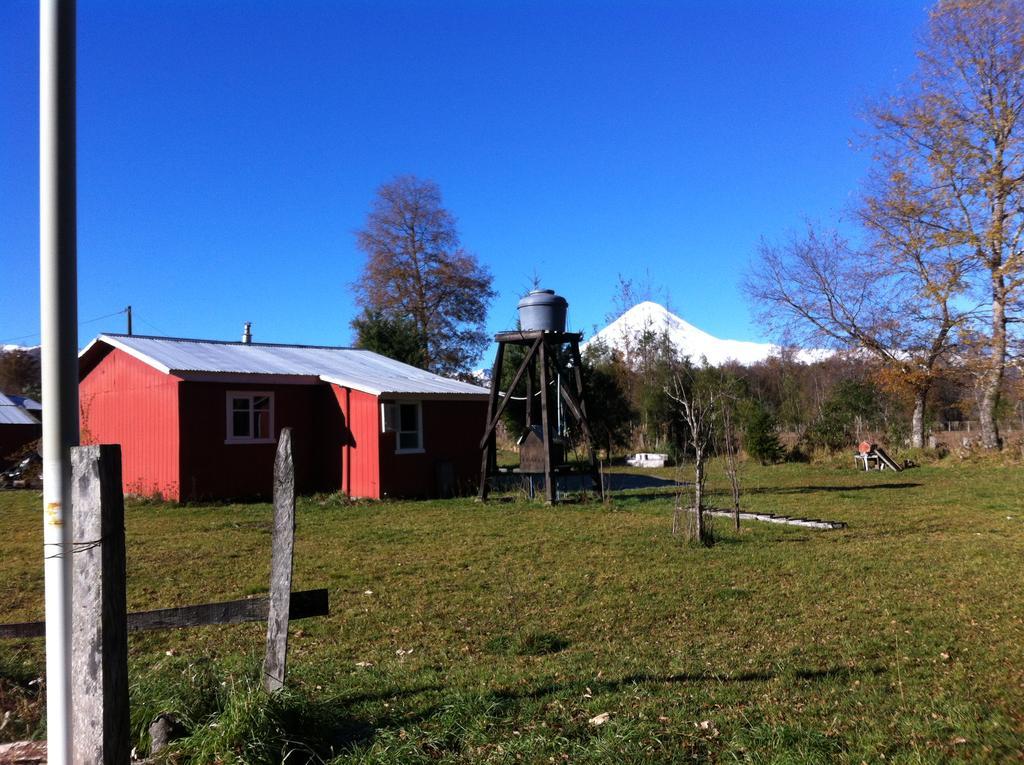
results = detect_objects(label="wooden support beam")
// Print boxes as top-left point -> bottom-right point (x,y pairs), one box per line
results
567,339 -> 604,499
478,342 -> 505,501
493,330 -> 582,344
568,340 -> 589,420
524,353 -> 534,427
479,334 -> 602,503
551,359 -> 590,438
263,428 -> 296,693
0,589 -> 329,640
70,445 -> 130,765
537,342 -> 555,503
478,336 -> 543,449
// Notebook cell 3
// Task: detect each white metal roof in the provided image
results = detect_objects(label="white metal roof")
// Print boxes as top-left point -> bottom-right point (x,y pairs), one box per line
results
81,334 -> 490,399
4,394 -> 41,411
0,393 -> 41,425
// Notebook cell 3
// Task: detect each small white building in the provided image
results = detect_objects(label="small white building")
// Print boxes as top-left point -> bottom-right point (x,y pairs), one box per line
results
626,452 -> 668,468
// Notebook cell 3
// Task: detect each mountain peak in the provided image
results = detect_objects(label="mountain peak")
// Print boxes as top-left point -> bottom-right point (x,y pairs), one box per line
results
1,344 -> 41,355
586,302 -> 780,366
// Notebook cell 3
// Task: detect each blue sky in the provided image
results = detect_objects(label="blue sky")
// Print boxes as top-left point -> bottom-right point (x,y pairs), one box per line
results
1,0 -> 926,360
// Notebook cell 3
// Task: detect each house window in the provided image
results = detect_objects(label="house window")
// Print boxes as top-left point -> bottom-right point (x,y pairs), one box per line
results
226,392 -> 274,443
382,400 -> 423,453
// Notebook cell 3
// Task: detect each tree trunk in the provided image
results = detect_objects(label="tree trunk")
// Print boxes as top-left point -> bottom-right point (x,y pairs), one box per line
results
720,405 -> 741,531
910,387 -> 927,449
978,282 -> 1007,450
731,477 -> 740,532
693,451 -> 705,542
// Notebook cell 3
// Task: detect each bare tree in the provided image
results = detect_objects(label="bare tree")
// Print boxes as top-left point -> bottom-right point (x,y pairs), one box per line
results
866,0 -> 1024,448
859,160 -> 978,444
720,395 -> 742,532
353,175 -> 496,377
666,368 -> 718,547
746,225 -> 970,448
604,271 -> 674,326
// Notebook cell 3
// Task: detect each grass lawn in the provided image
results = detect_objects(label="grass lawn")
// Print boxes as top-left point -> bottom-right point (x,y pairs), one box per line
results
1,460 -> 1023,763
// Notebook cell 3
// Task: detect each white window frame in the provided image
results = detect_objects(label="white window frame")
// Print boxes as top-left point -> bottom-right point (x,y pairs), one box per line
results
225,391 -> 276,444
382,400 -> 424,454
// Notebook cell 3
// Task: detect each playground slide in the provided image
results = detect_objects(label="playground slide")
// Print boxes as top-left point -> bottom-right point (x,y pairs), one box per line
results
873,446 -> 903,472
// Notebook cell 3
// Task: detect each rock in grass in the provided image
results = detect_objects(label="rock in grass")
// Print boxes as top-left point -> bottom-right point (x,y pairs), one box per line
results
149,712 -> 187,755
0,741 -> 47,764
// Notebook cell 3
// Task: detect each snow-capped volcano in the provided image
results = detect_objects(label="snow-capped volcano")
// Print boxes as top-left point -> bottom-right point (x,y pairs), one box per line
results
1,344 -> 40,358
584,302 -> 820,367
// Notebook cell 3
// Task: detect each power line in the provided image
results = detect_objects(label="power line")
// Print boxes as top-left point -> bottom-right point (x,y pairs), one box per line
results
1,308 -> 128,345
134,315 -> 169,336
0,331 -> 41,345
79,310 -> 126,327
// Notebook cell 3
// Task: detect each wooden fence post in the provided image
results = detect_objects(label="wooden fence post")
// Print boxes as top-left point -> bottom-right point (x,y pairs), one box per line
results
70,445 -> 130,765
263,428 -> 295,692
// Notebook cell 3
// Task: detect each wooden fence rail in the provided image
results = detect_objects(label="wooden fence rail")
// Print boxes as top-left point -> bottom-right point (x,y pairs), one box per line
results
0,428 -> 328,763
0,588 -> 329,640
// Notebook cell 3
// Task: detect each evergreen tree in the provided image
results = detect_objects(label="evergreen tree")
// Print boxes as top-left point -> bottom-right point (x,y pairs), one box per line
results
741,401 -> 784,465
351,309 -> 427,369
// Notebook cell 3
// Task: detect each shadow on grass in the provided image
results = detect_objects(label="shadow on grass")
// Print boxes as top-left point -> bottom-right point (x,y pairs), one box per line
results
482,663 -> 885,704
791,665 -> 886,681
485,472 -> 687,505
605,474 -> 685,491
485,669 -> 776,703
546,479 -> 922,507
746,483 -> 922,495
219,663 -> 887,760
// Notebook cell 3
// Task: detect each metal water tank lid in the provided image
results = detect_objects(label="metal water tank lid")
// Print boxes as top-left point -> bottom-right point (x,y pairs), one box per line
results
517,289 -> 568,332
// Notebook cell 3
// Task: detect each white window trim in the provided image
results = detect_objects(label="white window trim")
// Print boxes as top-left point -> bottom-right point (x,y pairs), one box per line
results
225,391 -> 276,444
381,402 -> 399,433
391,400 -> 424,454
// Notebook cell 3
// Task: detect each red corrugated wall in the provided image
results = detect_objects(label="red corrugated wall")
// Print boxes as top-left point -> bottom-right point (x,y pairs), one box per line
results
330,384 -> 380,498
378,399 -> 487,498
178,381 -> 324,500
80,347 -> 484,502
79,348 -> 182,499
314,384 -> 345,492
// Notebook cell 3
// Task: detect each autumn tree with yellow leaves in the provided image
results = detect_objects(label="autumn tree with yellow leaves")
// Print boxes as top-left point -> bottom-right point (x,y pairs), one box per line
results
865,0 -> 1024,448
749,0 -> 1024,449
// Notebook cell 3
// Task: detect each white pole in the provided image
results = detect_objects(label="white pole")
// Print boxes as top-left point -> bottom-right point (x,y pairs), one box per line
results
40,0 -> 78,761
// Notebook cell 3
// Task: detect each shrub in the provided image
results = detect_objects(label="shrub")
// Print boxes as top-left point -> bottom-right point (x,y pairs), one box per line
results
806,380 -> 879,451
741,402 -> 785,465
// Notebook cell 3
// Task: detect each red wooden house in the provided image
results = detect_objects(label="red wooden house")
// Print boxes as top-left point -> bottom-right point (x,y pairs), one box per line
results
78,334 -> 489,501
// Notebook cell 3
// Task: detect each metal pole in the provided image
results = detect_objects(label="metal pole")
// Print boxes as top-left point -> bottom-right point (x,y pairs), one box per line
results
126,305 -> 132,335
40,0 -> 78,761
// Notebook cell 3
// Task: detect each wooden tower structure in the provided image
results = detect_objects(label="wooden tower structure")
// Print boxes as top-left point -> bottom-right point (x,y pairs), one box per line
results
477,326 -> 603,504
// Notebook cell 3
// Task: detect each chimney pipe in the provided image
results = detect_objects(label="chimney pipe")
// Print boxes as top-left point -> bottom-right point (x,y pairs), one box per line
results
242,322 -> 252,344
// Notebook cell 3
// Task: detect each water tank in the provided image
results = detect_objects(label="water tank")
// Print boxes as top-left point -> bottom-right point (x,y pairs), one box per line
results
517,289 -> 568,332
